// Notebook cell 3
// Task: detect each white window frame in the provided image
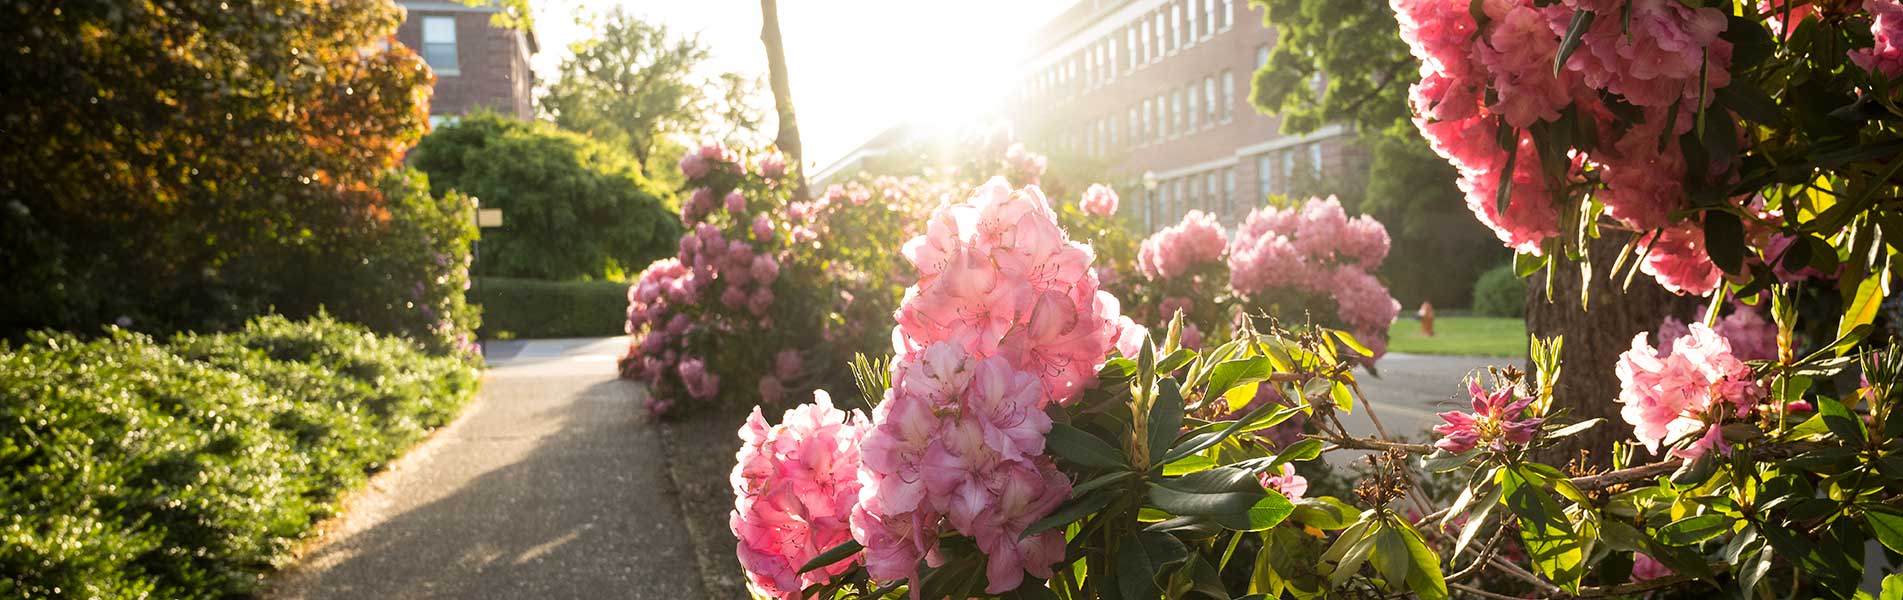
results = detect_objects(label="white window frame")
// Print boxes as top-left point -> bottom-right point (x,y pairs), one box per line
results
421,15 -> 459,76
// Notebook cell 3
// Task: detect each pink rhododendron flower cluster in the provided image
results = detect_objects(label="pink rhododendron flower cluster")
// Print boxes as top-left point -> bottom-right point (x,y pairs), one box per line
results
855,177 -> 1130,592
1002,143 -> 1048,186
1432,377 -> 1543,454
1660,304 -> 1777,364
1852,0 -> 1903,78
851,343 -> 1070,593
731,392 -> 869,599
1257,463 -> 1309,500
621,143 -> 809,415
1080,183 -> 1120,216
1395,0 -> 1742,287
1616,322 -> 1765,459
894,177 -> 1130,405
1138,210 -> 1227,281
1228,196 -> 1399,356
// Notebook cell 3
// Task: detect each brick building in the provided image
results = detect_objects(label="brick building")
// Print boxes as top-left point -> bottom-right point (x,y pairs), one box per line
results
394,1 -> 538,124
1013,0 -> 1361,232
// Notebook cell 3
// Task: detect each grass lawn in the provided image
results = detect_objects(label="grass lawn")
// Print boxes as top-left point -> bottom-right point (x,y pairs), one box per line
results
1387,316 -> 1527,357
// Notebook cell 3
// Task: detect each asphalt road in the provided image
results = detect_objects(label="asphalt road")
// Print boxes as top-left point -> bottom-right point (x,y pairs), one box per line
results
270,337 -> 703,600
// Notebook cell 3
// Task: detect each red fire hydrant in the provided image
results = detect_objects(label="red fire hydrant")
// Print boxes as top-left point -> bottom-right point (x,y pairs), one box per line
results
1418,301 -> 1436,337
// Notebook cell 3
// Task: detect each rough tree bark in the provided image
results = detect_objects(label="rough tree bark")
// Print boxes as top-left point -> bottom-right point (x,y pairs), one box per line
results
1526,235 -> 1700,467
758,0 -> 808,200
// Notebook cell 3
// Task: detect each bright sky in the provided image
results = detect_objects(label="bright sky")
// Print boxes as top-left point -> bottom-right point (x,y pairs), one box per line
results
530,0 -> 1073,172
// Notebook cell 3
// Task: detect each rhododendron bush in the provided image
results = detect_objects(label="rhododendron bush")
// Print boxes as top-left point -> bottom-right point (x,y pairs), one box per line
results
618,143 -> 947,415
710,0 -> 1903,597
1125,196 -> 1402,360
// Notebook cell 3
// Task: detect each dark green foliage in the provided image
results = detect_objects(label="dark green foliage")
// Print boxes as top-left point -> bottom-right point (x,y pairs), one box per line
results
470,277 -> 632,339
410,112 -> 681,281
0,316 -> 478,598
0,0 -> 475,351
1472,265 -> 1527,319
1363,132 -> 1510,308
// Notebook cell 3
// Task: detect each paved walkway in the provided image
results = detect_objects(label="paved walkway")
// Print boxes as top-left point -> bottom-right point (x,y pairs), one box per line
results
270,337 -> 703,600
267,338 -> 1503,598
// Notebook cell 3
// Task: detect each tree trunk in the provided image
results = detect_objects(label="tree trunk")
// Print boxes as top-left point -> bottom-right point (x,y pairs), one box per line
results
758,0 -> 808,200
1526,235 -> 1699,468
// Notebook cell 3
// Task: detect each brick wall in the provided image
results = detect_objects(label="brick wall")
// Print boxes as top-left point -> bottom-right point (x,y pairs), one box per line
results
1010,0 -> 1366,231
395,4 -> 534,120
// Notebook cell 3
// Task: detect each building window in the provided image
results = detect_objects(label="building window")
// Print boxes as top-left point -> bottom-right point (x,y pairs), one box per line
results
1129,107 -> 1139,146
1158,182 -> 1172,225
1107,39 -> 1118,80
1203,76 -> 1217,126
1175,179 -> 1188,221
1256,155 -> 1272,200
1223,168 -> 1237,216
1191,175 -> 1204,214
1145,188 -> 1157,231
1281,150 -> 1295,192
1153,12 -> 1167,61
1187,84 -> 1200,132
1170,89 -> 1183,137
1221,0 -> 1235,30
1309,142 -> 1325,177
1221,70 -> 1235,121
1127,26 -> 1139,71
1172,2 -> 1185,50
1186,0 -> 1199,47
1257,44 -> 1270,70
1140,20 -> 1153,64
1141,99 -> 1153,142
1203,0 -> 1217,38
422,15 -> 459,75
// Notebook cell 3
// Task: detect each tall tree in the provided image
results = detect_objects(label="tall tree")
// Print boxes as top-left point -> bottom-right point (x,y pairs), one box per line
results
759,0 -> 807,198
0,0 -> 476,343
1247,0 -> 1689,459
542,9 -> 710,167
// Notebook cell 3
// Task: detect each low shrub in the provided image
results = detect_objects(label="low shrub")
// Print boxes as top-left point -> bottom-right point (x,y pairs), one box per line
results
471,277 -> 631,339
1471,264 -> 1526,318
0,315 -> 478,598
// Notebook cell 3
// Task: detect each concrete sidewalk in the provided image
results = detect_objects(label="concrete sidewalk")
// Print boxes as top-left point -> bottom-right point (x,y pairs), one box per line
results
270,337 -> 704,599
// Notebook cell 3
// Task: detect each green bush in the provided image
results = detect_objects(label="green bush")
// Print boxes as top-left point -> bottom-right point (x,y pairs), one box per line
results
410,111 -> 681,281
0,315 -> 477,598
471,277 -> 630,339
1471,264 -> 1527,318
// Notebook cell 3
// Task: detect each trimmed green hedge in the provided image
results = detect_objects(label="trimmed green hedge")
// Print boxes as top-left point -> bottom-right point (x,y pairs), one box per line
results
470,277 -> 629,339
1471,264 -> 1527,318
0,315 -> 479,598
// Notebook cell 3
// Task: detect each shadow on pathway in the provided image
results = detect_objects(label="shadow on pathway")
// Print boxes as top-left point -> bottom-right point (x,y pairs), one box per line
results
271,347 -> 703,599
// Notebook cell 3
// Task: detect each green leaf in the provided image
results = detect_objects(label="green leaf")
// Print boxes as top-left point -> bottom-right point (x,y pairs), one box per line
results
1553,10 -> 1595,76
1206,357 -> 1275,404
1658,514 -> 1732,546
1545,418 -> 1604,439
1514,251 -> 1547,278
1070,471 -> 1137,498
1882,573 -> 1903,600
1329,380 -> 1354,412
1839,273 -> 1884,352
1453,484 -> 1506,558
1817,397 -> 1868,445
1330,329 -> 1374,358
1321,518 -> 1378,587
1867,506 -> 1903,555
1157,347 -> 1196,374
1703,210 -> 1745,275
1150,379 -> 1186,465
1397,520 -> 1449,600
1023,491 -> 1116,538
1161,454 -> 1217,476
1158,403 -> 1301,467
1243,489 -> 1296,531
1290,496 -> 1358,530
1048,423 -> 1129,469
1270,438 -> 1324,467
1149,467 -> 1271,530
1503,467 -> 1584,591
797,539 -> 863,574
1716,81 -> 1782,125
1116,530 -> 1188,600
1421,448 -> 1480,473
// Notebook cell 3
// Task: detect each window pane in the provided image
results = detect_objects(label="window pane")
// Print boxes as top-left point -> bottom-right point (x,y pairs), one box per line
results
1222,71 -> 1235,120
425,43 -> 458,72
423,16 -> 456,42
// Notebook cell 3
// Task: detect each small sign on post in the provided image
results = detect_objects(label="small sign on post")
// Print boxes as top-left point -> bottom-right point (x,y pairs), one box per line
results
477,208 -> 504,228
